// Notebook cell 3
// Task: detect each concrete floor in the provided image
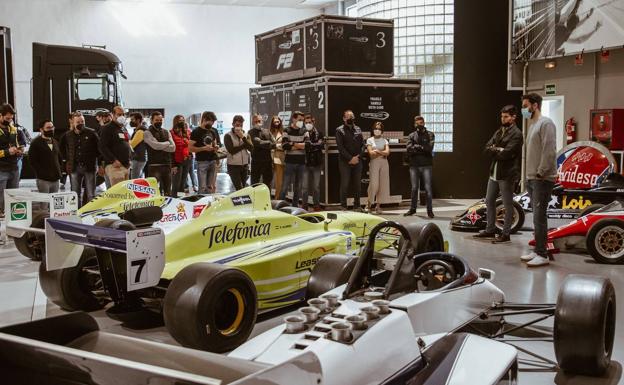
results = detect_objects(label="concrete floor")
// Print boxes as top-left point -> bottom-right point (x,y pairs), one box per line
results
1,189 -> 623,384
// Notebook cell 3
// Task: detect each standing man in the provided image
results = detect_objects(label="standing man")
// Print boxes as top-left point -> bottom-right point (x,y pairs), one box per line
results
474,105 -> 523,243
29,120 -> 62,193
405,116 -> 435,218
520,93 -> 557,267
99,106 -> 131,186
190,111 -> 220,193
60,112 -> 102,207
249,113 -> 275,186
129,112 -> 147,179
144,111 -> 175,196
335,110 -> 364,211
280,111 -> 308,206
302,114 -> 324,211
224,115 -> 253,191
0,103 -> 22,217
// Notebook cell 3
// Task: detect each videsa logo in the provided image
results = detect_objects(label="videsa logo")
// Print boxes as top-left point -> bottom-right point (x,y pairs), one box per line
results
557,145 -> 612,189
127,179 -> 156,199
10,202 -> 27,221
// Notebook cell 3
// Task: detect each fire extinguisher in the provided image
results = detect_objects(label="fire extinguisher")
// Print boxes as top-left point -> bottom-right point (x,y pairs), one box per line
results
565,117 -> 577,144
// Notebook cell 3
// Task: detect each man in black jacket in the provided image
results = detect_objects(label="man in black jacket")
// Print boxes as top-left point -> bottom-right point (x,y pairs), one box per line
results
99,106 -> 131,186
190,111 -> 221,194
29,120 -> 62,193
474,105 -> 523,243
335,110 -> 364,211
249,114 -> 275,186
302,114 -> 324,211
279,111 -> 308,205
144,111 -> 175,196
0,103 -> 22,217
61,112 -> 102,206
405,116 -> 435,218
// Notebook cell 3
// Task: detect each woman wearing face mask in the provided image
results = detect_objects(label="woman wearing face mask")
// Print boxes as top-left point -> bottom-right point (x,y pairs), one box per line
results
301,114 -> 324,211
129,112 -> 147,179
270,116 -> 285,199
366,121 -> 390,214
170,115 -> 192,196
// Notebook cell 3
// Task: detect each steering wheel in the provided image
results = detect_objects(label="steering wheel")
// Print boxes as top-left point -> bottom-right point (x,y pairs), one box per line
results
414,259 -> 457,291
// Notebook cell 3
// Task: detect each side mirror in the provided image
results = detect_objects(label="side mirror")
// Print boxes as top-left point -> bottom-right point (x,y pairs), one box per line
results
478,268 -> 495,281
327,213 -> 338,220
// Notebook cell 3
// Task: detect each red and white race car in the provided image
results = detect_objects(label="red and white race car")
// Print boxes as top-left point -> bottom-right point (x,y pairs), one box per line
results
530,200 -> 624,264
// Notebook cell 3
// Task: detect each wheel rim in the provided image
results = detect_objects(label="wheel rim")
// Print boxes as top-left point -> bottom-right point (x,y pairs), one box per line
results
595,226 -> 624,259
495,204 -> 519,230
215,288 -> 245,336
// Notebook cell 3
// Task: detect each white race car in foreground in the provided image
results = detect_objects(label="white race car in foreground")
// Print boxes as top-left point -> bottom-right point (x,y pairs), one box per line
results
0,221 -> 615,384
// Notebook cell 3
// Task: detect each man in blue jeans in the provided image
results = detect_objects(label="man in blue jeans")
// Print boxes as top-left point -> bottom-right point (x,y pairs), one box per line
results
0,103 -> 22,218
405,116 -> 435,218
301,114 -> 324,211
190,111 -> 221,193
280,111 -> 308,206
520,93 -> 557,267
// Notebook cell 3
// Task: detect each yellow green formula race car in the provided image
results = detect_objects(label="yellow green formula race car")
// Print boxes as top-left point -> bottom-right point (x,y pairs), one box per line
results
37,183 -> 445,353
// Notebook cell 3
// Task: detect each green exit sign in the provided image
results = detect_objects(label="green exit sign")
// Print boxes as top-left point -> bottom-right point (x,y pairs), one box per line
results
545,83 -> 556,95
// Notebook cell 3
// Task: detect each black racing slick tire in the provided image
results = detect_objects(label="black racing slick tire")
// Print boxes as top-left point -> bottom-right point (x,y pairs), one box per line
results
13,210 -> 48,261
39,248 -> 107,312
306,254 -> 358,299
493,200 -> 525,234
579,203 -> 605,218
163,263 -> 257,353
271,200 -> 290,210
586,219 -> 624,264
399,222 -> 445,255
554,274 -> 616,376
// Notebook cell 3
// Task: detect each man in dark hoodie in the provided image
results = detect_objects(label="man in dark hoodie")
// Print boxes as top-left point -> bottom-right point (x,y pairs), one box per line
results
29,119 -> 62,193
144,111 -> 175,195
61,112 -> 102,206
99,106 -> 131,186
474,105 -> 523,243
335,110 -> 364,211
0,103 -> 22,216
249,113 -> 275,186
405,116 -> 435,218
279,111 -> 308,206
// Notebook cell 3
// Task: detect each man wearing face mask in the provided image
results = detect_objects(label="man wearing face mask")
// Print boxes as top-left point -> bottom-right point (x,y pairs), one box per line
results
335,110 -> 364,211
474,105 -> 523,243
129,112 -> 147,179
28,120 -> 62,193
224,115 -> 253,190
520,93 -> 557,267
302,114 -> 324,211
95,110 -> 112,134
249,113 -> 275,186
0,103 -> 22,217
279,111 -> 308,206
190,111 -> 220,194
405,116 -> 435,218
143,111 -> 175,196
99,105 -> 131,186
60,112 -> 102,206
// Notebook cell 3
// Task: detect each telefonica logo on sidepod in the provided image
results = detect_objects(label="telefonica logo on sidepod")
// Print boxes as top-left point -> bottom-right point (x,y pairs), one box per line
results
127,179 -> 156,199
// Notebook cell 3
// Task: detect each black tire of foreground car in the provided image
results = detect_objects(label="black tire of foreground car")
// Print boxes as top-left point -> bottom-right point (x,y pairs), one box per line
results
39,248 -> 107,312
554,274 -> 616,376
306,254 -> 358,299
586,218 -> 624,264
13,210 -> 48,261
163,263 -> 257,353
494,200 -> 525,234
399,222 -> 445,254
579,203 -> 605,217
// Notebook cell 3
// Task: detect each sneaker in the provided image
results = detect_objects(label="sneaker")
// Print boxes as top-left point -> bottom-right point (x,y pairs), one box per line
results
492,234 -> 511,243
526,255 -> 550,267
404,209 -> 416,216
520,252 -> 539,262
473,230 -> 496,239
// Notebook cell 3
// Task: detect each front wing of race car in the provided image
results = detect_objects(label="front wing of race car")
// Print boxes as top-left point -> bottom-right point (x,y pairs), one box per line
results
449,200 -> 487,231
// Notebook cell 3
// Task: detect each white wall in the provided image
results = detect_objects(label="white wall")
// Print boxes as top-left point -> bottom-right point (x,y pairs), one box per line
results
0,0 -> 319,130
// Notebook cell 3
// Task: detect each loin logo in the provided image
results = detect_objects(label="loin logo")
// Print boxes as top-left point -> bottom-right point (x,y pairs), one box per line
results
127,179 -> 156,199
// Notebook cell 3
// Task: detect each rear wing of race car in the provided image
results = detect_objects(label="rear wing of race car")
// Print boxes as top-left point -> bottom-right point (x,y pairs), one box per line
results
45,218 -> 165,292
3,189 -> 79,238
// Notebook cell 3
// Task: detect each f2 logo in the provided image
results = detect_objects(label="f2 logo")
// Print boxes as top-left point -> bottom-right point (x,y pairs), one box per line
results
277,53 -> 294,69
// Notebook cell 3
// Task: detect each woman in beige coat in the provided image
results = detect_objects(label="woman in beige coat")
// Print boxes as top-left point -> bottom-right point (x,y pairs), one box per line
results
270,116 -> 285,199
366,121 -> 390,214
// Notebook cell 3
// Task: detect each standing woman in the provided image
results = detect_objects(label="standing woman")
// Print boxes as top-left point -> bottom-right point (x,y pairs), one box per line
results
270,116 -> 285,199
170,115 -> 191,196
366,121 -> 390,214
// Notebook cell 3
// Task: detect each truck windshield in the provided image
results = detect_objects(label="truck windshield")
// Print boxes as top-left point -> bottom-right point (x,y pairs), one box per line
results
74,73 -> 109,101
